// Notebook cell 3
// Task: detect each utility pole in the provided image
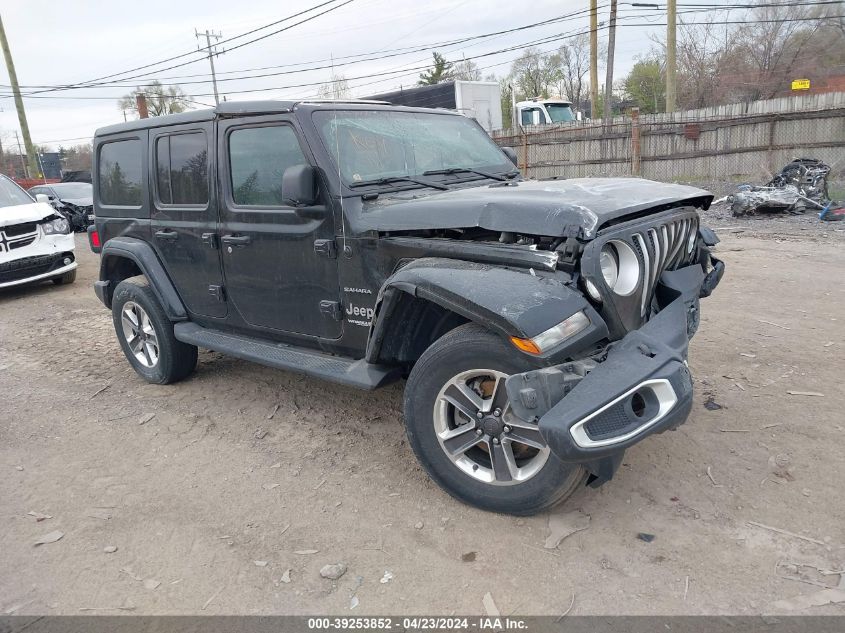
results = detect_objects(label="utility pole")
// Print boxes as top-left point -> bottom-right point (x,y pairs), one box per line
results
0,14 -> 39,180
666,0 -> 677,112
589,0 -> 599,120
604,0 -> 618,123
195,29 -> 223,105
14,130 -> 27,178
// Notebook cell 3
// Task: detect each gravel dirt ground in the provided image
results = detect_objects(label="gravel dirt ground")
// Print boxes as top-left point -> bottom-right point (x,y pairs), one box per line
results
1,225 -> 843,616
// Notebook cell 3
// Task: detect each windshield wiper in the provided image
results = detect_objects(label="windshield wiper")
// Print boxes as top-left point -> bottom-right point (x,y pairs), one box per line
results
348,176 -> 448,191
422,167 -> 516,182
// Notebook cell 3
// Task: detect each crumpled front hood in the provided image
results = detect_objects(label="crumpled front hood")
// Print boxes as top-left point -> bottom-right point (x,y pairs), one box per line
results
0,202 -> 55,226
353,177 -> 712,239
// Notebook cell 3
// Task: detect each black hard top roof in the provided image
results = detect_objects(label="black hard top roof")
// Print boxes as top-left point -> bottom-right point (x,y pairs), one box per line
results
93,99 -> 437,137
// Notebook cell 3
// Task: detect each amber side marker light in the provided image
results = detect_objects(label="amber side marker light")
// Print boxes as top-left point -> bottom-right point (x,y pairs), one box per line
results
509,311 -> 591,356
510,336 -> 541,355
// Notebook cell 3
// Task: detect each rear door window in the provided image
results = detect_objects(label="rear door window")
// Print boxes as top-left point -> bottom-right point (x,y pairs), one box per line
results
99,139 -> 143,206
156,132 -> 209,205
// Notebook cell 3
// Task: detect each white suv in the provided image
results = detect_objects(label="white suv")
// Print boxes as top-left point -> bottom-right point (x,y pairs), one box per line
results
0,174 -> 77,289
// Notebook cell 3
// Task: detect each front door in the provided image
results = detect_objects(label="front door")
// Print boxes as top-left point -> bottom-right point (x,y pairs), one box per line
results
217,116 -> 341,339
150,123 -> 226,318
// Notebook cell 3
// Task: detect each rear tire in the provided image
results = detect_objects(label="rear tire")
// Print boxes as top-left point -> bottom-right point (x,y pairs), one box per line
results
52,269 -> 76,285
112,276 -> 197,384
404,323 -> 587,516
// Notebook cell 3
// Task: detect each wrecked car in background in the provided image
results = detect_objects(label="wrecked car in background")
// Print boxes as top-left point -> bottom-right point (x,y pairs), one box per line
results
89,101 -> 724,515
728,158 -> 835,216
28,182 -> 94,232
1,174 -> 77,289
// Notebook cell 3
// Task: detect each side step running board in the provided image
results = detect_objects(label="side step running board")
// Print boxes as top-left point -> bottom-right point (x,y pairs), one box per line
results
174,323 -> 400,390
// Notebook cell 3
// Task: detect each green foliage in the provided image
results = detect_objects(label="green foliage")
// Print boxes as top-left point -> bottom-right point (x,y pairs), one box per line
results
510,48 -> 556,99
499,80 -> 513,129
623,58 -> 665,114
418,52 -> 454,85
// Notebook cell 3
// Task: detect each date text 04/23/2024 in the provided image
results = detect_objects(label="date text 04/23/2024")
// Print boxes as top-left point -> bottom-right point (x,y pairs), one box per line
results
307,617 -> 528,630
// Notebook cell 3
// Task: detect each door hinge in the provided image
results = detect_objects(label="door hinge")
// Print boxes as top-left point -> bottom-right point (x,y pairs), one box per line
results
201,232 -> 219,249
314,239 -> 337,259
208,284 -> 226,302
319,300 -> 342,321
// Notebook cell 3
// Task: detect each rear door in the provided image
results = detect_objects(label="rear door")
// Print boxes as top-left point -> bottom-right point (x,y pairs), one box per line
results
217,116 -> 341,338
150,123 -> 227,318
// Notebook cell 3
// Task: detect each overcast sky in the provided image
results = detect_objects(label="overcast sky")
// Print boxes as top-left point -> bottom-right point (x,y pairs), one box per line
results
0,0 -> 686,151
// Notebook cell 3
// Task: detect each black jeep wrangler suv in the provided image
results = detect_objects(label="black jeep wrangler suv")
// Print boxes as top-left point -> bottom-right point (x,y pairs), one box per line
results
89,100 -> 724,515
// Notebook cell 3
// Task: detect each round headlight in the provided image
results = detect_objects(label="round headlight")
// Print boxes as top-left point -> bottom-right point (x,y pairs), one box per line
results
53,218 -> 70,234
600,240 -> 641,296
599,245 -> 618,288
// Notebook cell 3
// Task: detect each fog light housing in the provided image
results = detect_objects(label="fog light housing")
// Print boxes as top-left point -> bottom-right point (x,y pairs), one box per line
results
63,257 -> 72,266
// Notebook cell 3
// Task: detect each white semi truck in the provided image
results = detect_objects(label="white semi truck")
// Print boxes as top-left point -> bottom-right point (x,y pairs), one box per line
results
515,98 -> 580,126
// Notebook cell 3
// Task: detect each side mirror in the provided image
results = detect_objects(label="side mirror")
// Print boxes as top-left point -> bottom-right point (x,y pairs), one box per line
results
35,193 -> 50,203
281,164 -> 318,207
531,110 -> 541,126
502,147 -> 519,167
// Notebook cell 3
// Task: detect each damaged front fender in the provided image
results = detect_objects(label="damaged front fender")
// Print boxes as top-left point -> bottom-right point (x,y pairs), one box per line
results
366,257 -> 608,363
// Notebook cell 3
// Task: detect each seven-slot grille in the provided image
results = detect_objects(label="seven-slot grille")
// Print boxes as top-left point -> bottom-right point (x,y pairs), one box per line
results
629,215 -> 699,317
0,222 -> 39,254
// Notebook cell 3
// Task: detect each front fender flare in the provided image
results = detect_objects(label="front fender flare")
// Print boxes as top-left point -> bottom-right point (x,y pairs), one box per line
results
366,258 -> 607,362
98,237 -> 187,321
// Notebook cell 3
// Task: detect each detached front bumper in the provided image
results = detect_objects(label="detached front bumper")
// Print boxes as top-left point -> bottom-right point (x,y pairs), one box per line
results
506,256 -> 724,468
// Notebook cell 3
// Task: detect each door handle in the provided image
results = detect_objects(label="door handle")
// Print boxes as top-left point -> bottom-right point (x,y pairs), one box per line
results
154,229 -> 178,241
221,234 -> 251,246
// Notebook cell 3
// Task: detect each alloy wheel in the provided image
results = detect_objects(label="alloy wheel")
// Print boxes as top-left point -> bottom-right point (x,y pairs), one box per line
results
120,301 -> 160,368
433,369 -> 550,486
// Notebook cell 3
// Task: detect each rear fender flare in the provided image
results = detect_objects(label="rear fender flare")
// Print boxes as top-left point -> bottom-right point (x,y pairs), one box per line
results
98,237 -> 187,321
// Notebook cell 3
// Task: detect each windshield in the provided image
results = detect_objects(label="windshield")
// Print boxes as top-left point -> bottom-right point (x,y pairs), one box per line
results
50,182 -> 92,198
0,176 -> 34,209
545,103 -> 575,123
313,110 -> 514,187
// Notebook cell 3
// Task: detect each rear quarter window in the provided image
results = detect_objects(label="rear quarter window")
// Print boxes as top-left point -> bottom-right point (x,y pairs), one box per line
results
99,139 -> 143,206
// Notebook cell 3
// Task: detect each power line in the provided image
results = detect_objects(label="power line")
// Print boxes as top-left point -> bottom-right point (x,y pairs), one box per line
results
4,0 -> 835,97
9,0 -> 356,98
2,5 -> 605,93
2,9 -> 838,102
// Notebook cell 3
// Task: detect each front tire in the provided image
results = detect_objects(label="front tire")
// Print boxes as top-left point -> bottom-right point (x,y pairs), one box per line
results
112,276 -> 197,384
404,323 -> 587,515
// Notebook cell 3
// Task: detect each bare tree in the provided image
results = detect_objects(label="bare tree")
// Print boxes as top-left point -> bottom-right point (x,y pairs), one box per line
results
118,81 -> 189,117
650,19 -> 730,109
552,33 -> 591,110
453,58 -> 481,81
727,3 -> 822,100
317,73 -> 350,99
